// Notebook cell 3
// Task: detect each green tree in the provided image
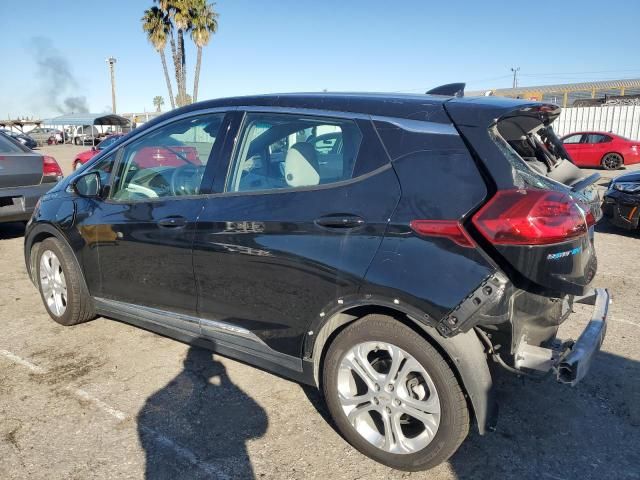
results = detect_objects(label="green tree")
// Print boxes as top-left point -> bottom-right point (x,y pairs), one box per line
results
153,95 -> 165,112
191,1 -> 218,102
143,0 -> 219,107
141,6 -> 176,109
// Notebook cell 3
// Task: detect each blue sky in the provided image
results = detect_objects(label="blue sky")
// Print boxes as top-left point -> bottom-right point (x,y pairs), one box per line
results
1,0 -> 639,118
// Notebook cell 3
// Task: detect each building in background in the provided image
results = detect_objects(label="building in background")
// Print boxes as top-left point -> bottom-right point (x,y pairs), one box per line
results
468,78 -> 640,107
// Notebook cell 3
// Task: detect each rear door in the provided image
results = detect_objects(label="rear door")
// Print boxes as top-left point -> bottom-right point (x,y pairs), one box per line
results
192,110 -> 400,357
80,111 -> 230,319
0,134 -> 42,187
581,133 -> 611,166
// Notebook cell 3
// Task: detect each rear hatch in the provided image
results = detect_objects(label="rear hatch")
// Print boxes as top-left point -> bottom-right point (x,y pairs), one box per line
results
0,154 -> 44,188
444,98 -> 598,295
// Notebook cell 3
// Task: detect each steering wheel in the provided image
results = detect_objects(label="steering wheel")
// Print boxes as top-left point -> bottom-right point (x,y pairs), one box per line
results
171,164 -> 205,196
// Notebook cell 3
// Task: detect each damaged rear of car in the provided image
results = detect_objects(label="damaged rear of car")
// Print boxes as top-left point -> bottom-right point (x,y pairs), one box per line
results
441,97 -> 609,385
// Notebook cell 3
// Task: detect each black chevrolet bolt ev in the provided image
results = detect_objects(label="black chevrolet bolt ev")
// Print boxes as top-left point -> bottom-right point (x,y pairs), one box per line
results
24,90 -> 610,471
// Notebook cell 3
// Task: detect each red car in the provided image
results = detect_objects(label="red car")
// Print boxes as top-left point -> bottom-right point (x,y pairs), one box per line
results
561,131 -> 640,170
73,135 -> 201,170
73,134 -> 124,170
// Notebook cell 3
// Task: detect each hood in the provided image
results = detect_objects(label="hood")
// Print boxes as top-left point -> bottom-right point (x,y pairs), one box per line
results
612,171 -> 640,184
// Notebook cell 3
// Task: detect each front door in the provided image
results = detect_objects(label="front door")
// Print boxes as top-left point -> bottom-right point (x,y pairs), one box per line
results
82,112 -> 229,318
193,111 -> 401,357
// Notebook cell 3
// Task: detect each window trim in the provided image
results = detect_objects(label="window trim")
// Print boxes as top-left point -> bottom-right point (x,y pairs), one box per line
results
104,109 -> 232,204
223,110 -> 365,196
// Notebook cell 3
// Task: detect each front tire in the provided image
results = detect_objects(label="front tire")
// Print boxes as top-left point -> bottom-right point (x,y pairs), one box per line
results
602,153 -> 623,170
36,238 -> 95,326
322,315 -> 469,471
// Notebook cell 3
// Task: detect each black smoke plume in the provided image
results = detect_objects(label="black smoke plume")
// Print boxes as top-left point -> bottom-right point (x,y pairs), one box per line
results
29,36 -> 90,114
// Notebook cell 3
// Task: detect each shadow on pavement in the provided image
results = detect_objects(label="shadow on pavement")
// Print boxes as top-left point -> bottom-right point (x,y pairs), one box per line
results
449,351 -> 640,480
0,222 -> 26,240
137,346 -> 268,479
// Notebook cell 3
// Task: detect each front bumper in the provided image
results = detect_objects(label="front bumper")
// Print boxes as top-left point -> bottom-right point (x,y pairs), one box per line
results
602,191 -> 640,230
513,288 -> 610,386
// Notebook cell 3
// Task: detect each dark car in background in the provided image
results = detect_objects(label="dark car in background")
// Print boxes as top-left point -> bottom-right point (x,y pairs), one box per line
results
24,92 -> 609,471
602,170 -> 640,230
0,132 -> 62,223
0,129 -> 37,149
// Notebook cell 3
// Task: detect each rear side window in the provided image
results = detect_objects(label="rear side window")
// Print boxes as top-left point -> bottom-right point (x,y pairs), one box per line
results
226,113 -> 362,193
584,133 -> 610,144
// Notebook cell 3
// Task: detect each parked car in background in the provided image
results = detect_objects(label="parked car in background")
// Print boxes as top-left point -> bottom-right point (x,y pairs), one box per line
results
25,92 -> 609,471
73,134 -> 125,170
0,132 -> 62,223
561,131 -> 640,169
602,170 -> 640,230
0,129 -> 37,149
71,125 -> 102,145
27,127 -> 65,146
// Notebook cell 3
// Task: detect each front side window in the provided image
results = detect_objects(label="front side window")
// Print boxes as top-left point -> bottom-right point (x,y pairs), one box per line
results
227,113 -> 362,193
563,134 -> 583,144
110,114 -> 224,202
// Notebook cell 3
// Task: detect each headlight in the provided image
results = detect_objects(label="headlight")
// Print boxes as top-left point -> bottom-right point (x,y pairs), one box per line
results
613,182 -> 640,193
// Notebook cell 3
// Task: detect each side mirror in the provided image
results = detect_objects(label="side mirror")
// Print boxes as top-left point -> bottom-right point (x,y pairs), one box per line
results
72,171 -> 102,198
91,146 -> 97,152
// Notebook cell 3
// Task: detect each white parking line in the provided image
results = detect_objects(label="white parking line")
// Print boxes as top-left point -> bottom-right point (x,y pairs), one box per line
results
0,349 -> 47,374
0,348 -> 230,479
68,387 -> 127,421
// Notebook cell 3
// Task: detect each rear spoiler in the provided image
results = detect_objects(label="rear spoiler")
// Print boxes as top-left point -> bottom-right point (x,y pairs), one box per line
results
426,83 -> 465,97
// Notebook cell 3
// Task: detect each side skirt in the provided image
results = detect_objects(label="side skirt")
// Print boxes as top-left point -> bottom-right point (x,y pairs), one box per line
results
93,297 -> 314,385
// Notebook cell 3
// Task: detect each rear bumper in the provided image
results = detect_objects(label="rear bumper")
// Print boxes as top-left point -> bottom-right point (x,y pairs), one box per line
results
0,183 -> 55,223
556,288 -> 609,385
513,288 -> 610,386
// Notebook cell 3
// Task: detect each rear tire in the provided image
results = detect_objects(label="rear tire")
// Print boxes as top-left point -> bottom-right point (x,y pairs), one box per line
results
601,153 -> 623,170
35,238 -> 95,326
74,137 -> 81,146
322,314 -> 469,471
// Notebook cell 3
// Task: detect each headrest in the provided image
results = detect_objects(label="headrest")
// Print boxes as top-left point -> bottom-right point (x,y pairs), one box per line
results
284,143 -> 320,187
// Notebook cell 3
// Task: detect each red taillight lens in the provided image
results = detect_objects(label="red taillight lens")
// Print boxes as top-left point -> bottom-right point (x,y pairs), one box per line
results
43,155 -> 63,178
472,189 -> 593,246
410,220 -> 475,248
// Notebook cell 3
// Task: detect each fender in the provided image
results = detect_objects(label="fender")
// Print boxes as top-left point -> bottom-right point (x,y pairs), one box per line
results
24,221 -> 86,292
305,294 -> 498,434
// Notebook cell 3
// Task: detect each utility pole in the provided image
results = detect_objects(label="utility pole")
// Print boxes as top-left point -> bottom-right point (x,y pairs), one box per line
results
511,67 -> 520,89
106,57 -> 117,114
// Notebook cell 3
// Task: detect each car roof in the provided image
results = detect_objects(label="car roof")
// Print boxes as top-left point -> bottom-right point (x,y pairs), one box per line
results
133,92 -> 554,137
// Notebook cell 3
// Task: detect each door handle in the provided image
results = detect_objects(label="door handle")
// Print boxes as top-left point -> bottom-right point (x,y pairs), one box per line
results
315,214 -> 365,229
157,216 -> 187,228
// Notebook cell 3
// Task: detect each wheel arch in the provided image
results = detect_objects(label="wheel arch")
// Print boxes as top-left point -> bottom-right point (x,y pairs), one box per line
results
25,223 -> 84,289
601,151 -> 624,165
308,301 -> 498,435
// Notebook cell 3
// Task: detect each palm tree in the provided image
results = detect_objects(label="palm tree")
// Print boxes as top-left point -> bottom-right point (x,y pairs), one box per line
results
154,0 -> 185,106
173,0 -> 194,106
191,1 -> 218,102
153,96 -> 165,112
142,6 -> 175,108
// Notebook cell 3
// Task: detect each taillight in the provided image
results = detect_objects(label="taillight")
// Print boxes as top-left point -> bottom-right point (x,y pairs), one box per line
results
472,189 -> 594,246
410,220 -> 475,247
43,155 -> 63,179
